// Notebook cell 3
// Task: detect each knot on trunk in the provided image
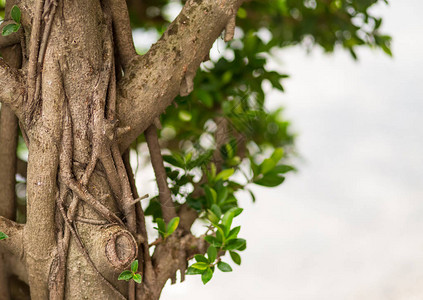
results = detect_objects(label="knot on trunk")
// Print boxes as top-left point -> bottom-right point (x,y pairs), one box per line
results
105,226 -> 138,270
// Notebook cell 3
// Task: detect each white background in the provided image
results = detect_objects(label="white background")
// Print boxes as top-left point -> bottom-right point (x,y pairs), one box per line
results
135,1 -> 423,299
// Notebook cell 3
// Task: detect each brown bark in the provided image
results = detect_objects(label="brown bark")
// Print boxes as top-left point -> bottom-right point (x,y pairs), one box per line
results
0,0 -> 244,299
0,1 -> 23,296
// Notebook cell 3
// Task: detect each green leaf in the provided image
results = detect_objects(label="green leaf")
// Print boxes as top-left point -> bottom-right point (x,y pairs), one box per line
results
204,235 -> 222,247
186,266 -> 204,275
230,251 -> 241,265
206,209 -> 220,225
260,158 -> 276,174
0,232 -> 8,241
11,5 -> 21,24
163,155 -> 185,168
131,260 -> 138,273
271,148 -> 284,163
224,238 -> 246,251
226,226 -> 241,240
132,273 -> 142,284
210,204 -> 222,218
118,270 -> 133,281
204,186 -> 217,206
155,218 -> 166,234
215,168 -> 234,181
191,262 -> 209,270
201,267 -> 213,284
254,174 -> 285,187
217,261 -> 233,272
221,210 -> 235,230
232,208 -> 243,217
194,254 -> 209,264
166,217 -> 179,236
215,226 -> 225,243
2,23 -> 20,36
273,164 -> 295,174
207,246 -> 217,263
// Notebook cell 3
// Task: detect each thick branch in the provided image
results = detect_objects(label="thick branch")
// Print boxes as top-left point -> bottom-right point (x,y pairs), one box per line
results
117,0 -> 244,151
0,59 -> 25,120
0,216 -> 24,256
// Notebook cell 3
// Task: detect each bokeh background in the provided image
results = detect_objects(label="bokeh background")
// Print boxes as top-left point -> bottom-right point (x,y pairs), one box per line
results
131,1 -> 423,299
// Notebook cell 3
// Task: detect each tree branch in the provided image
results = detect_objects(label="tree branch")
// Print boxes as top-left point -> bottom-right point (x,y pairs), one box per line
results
0,216 -> 24,257
117,0 -> 244,151
103,0 -> 137,70
145,124 -> 177,223
0,59 -> 25,120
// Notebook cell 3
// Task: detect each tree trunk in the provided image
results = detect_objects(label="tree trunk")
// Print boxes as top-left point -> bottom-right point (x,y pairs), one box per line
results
0,0 -> 242,298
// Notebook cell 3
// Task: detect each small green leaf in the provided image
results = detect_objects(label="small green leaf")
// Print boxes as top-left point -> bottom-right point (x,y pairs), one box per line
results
273,165 -> 295,174
215,168 -> 235,181
194,254 -> 209,264
230,251 -> 241,265
118,270 -> 133,281
222,210 -> 235,230
207,246 -> 217,263
2,23 -> 20,36
186,266 -> 204,275
132,273 -> 142,284
11,5 -> 21,24
204,186 -> 217,205
254,174 -> 285,187
131,260 -> 138,273
224,238 -> 246,251
201,267 -> 213,284
260,158 -> 276,174
215,227 -> 225,243
204,235 -> 221,247
226,226 -> 241,240
210,204 -> 222,218
217,261 -> 233,272
232,208 -> 243,217
166,217 -> 179,236
155,218 -> 166,235
0,232 -> 8,240
206,209 -> 220,225
191,262 -> 209,270
271,148 -> 284,163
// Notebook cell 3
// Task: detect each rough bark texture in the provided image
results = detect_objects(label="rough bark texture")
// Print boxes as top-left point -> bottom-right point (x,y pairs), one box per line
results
0,0 -> 243,299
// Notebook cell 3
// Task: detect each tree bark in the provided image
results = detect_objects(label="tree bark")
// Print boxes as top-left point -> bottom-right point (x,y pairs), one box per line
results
0,0 -> 244,298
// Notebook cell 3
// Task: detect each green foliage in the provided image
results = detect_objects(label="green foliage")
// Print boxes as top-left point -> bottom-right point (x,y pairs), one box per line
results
118,260 -> 142,284
0,232 -> 8,240
153,217 -> 180,240
1,5 -> 21,36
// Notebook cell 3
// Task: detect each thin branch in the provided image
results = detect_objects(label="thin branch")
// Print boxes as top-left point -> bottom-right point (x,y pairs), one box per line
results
145,125 -> 177,223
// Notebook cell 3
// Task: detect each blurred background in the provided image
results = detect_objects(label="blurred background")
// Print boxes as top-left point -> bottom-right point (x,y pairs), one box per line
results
150,0 -> 422,299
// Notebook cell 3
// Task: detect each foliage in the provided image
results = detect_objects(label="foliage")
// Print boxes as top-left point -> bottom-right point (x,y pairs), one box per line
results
118,260 -> 142,284
1,5 -> 21,36
153,217 -> 180,240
